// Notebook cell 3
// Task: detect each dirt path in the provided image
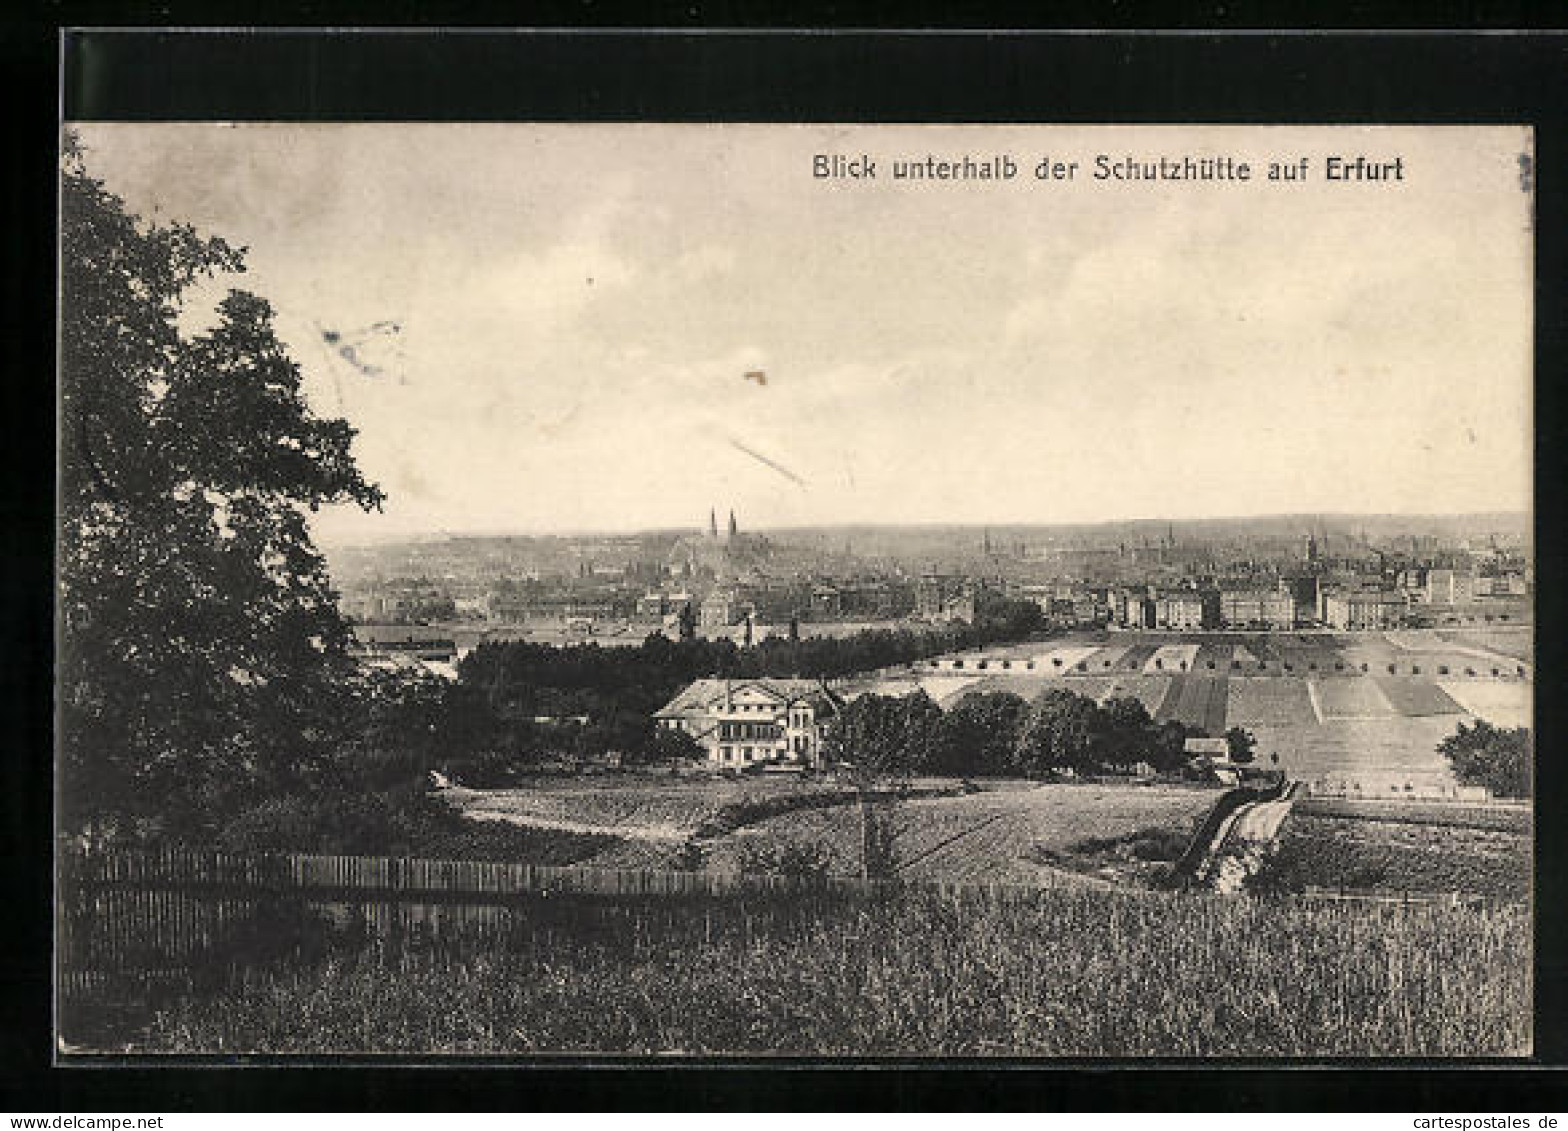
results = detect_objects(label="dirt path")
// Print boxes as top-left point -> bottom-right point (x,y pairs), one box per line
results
443,787 -> 692,842
461,811 -> 691,841
1194,782 -> 1302,893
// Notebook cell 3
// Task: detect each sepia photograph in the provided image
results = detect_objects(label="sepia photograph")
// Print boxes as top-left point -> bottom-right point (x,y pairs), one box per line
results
56,121 -> 1534,1058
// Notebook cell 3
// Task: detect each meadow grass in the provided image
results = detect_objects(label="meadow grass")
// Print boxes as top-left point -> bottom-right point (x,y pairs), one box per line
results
92,886 -> 1530,1057
1267,814 -> 1531,899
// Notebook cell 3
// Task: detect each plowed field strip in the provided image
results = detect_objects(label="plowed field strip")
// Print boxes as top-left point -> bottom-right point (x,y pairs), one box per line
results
895,814 -> 1006,874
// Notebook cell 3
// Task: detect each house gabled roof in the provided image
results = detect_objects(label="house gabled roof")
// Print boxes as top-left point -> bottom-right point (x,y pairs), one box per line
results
788,689 -> 843,719
653,677 -> 832,719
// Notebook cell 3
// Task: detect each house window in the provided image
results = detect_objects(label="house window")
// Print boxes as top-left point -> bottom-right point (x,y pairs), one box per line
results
1001,661 -> 1011,670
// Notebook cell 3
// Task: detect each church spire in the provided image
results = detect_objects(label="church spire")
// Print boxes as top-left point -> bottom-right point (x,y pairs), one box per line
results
709,508 -> 718,538
728,509 -> 738,538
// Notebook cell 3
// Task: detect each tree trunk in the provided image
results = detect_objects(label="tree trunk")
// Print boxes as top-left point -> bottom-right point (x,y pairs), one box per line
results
859,792 -> 872,881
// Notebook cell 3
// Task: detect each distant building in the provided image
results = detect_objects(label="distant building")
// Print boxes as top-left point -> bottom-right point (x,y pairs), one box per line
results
636,590 -> 671,619
1425,568 -> 1475,606
810,584 -> 843,618
1124,594 -> 1156,630
1155,592 -> 1205,631
653,678 -> 842,768
1321,589 -> 1408,630
1284,576 -> 1320,620
915,575 -> 975,623
1218,589 -> 1296,630
699,588 -> 741,630
349,624 -> 457,662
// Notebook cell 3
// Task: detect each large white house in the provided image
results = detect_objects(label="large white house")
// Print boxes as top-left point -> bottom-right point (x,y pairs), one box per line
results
653,678 -> 841,769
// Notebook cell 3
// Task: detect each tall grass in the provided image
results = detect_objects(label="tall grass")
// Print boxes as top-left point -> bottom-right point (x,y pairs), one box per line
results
87,887 -> 1530,1057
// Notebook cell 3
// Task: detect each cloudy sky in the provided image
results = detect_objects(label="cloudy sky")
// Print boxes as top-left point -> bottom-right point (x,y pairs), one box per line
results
72,124 -> 1532,543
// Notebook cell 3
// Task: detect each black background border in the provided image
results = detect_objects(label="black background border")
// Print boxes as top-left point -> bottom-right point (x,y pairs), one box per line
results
6,18 -> 1568,1112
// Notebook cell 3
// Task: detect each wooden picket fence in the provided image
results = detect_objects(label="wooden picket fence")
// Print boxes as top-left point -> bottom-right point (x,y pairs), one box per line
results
56,845 -> 1057,998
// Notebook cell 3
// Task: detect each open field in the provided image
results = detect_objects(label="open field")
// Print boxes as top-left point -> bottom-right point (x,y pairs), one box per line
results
1441,628 -> 1534,664
1093,674 -> 1173,716
872,629 -> 1531,792
1313,678 -> 1394,719
1296,797 -> 1532,833
450,776 -> 868,869
709,782 -> 1218,887
86,885 -> 1530,1056
452,774 -> 865,836
1154,675 -> 1228,733
1439,680 -> 1533,729
1268,811 -> 1531,899
1373,677 -> 1463,717
1226,678 -> 1316,728
1251,716 -> 1467,789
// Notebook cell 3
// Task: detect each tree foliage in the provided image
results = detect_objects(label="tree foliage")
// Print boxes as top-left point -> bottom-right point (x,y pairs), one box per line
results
58,135 -> 384,840
822,692 -> 943,786
1014,689 -> 1113,775
1224,726 -> 1258,765
931,691 -> 1031,776
1438,720 -> 1531,799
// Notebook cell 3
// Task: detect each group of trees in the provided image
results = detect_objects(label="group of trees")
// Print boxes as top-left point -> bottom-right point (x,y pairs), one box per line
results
823,687 -> 1230,781
1439,720 -> 1532,799
448,607 -> 1054,777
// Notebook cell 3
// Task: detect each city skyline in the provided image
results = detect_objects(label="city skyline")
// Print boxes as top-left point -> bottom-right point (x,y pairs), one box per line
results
313,509 -> 1531,548
72,123 -> 1534,542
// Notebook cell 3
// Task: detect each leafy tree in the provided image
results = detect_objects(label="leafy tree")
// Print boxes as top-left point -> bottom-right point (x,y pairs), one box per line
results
58,135 -> 383,841
934,691 -> 1028,776
1438,720 -> 1532,799
1224,726 -> 1258,765
823,691 -> 943,784
822,691 -> 942,879
642,726 -> 707,766
1014,688 -> 1110,775
1148,719 -> 1193,773
1099,695 -> 1155,764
